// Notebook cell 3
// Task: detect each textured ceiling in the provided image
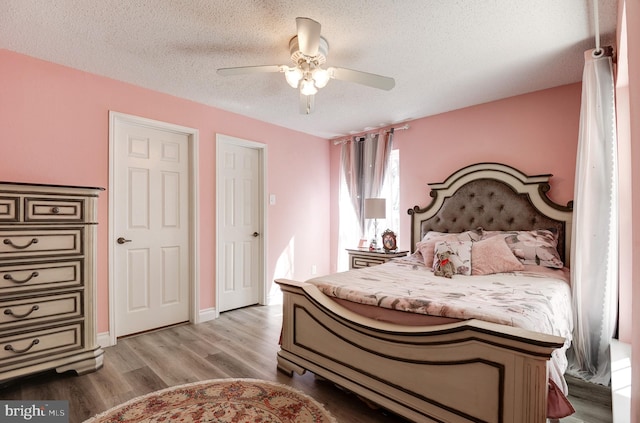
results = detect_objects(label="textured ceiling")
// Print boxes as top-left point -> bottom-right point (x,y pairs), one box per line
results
1,0 -> 617,139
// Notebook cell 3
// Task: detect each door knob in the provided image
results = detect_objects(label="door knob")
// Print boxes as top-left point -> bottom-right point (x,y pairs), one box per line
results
252,232 -> 260,237
117,237 -> 132,244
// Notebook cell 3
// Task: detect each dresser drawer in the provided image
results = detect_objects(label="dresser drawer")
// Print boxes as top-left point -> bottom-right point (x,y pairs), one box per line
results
0,197 -> 19,222
0,229 -> 83,259
0,292 -> 82,329
0,261 -> 82,294
347,249 -> 409,269
0,323 -> 83,366
25,198 -> 84,222
351,256 -> 386,268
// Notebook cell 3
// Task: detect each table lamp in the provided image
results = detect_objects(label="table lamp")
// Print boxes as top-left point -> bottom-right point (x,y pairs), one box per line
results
364,198 -> 386,250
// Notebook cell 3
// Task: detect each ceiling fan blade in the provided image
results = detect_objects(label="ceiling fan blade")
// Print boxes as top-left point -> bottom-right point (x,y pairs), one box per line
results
299,92 -> 315,114
327,67 -> 395,90
296,17 -> 321,57
217,65 -> 284,76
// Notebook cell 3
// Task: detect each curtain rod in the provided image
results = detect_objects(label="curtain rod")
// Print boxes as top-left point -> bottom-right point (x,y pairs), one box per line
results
332,124 -> 410,145
593,0 -> 601,54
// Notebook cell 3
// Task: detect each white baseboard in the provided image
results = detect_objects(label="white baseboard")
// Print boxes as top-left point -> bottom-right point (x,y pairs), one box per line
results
196,307 -> 217,323
97,332 -> 113,348
611,339 -> 631,423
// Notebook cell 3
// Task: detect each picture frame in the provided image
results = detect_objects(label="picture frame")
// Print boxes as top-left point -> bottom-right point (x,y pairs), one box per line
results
381,229 -> 397,252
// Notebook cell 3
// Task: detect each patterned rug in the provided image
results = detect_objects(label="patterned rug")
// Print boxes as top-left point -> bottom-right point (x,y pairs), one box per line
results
84,378 -> 337,423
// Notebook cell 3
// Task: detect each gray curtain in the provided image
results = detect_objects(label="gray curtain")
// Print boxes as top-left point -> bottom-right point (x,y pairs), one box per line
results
567,47 -> 618,386
341,129 -> 394,237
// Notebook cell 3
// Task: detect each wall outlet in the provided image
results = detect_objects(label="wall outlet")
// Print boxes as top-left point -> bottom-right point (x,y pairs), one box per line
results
311,264 -> 317,275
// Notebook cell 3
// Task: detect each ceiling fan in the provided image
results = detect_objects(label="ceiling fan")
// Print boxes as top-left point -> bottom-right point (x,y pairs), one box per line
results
216,17 -> 395,114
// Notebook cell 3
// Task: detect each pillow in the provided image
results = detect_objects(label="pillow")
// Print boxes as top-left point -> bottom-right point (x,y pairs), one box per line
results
416,229 -> 482,266
432,240 -> 472,276
471,236 -> 525,275
420,228 -> 483,244
483,229 -> 563,268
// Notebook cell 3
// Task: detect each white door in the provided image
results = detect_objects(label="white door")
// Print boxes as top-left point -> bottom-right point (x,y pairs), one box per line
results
217,136 -> 264,313
114,120 -> 190,336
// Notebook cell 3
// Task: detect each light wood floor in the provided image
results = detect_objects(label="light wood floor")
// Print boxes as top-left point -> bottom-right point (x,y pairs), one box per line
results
0,304 -> 612,423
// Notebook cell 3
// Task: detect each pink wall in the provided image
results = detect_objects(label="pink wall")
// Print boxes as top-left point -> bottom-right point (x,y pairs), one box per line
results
616,1 -> 633,344
620,0 -> 640,418
330,83 -> 580,269
0,49 -> 331,333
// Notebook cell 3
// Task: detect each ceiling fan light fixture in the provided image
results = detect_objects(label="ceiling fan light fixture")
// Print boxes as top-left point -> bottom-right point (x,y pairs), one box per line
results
312,67 -> 330,88
284,66 -> 303,88
216,18 -> 395,115
300,78 -> 318,95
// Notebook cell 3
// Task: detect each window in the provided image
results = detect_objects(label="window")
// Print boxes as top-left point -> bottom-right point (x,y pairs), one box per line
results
379,149 -> 400,241
337,147 -> 399,271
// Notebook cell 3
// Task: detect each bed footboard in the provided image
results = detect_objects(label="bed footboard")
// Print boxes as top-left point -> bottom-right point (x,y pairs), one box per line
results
276,278 -> 565,423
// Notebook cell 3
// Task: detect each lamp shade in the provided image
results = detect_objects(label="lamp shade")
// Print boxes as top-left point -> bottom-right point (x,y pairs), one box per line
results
284,66 -> 303,88
364,198 -> 386,219
300,78 -> 318,95
312,67 -> 330,88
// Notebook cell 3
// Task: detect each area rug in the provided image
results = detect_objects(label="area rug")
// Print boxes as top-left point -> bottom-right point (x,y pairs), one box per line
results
84,378 -> 337,423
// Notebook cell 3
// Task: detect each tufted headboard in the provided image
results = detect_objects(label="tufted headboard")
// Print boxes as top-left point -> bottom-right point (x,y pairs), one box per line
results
408,163 -> 574,266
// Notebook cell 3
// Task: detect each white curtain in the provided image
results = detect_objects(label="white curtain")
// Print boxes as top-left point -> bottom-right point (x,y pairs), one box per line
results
337,130 -> 394,270
568,47 -> 618,385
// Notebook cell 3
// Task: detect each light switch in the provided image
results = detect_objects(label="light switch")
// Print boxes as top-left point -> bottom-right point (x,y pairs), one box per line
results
269,194 -> 276,205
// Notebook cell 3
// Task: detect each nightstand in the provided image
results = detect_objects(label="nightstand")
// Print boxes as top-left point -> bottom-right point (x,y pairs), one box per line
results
347,248 -> 409,269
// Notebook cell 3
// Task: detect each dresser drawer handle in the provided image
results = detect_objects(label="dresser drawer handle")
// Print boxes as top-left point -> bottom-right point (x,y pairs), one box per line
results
3,238 -> 39,250
3,271 -> 39,284
4,305 -> 39,319
4,339 -> 40,354
51,207 -> 60,214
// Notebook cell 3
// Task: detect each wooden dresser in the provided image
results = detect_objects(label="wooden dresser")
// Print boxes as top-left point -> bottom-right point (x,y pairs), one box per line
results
0,182 -> 104,383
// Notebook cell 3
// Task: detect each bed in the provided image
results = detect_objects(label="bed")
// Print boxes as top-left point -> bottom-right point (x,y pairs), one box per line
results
276,163 -> 574,423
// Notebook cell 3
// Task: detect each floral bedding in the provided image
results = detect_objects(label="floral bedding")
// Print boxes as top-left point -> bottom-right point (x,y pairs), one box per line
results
306,254 -> 573,399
